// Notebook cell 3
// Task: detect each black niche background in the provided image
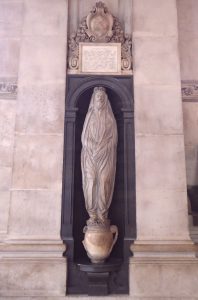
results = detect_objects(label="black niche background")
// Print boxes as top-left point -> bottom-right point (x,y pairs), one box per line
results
61,75 -> 136,295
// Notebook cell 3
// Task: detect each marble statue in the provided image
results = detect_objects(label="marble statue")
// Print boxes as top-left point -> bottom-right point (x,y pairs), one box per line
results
81,86 -> 118,263
81,87 -> 118,225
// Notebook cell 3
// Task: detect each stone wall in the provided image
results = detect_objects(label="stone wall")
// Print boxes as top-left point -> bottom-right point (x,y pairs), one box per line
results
130,0 -> 198,298
132,0 -> 189,242
0,0 -> 198,299
177,0 -> 198,186
0,0 -> 22,239
0,0 -> 67,297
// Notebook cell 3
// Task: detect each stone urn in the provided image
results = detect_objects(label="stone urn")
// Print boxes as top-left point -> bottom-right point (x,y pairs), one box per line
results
82,224 -> 118,264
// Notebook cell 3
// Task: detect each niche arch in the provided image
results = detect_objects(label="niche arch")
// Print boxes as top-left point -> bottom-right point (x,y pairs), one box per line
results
66,76 -> 132,109
61,75 -> 135,295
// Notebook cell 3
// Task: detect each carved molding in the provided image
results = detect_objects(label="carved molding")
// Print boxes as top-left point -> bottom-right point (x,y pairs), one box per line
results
0,78 -> 17,100
67,1 -> 132,73
182,80 -> 198,102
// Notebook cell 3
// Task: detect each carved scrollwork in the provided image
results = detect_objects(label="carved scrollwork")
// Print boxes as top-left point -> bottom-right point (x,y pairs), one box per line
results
182,81 -> 198,99
121,34 -> 132,71
0,78 -> 17,99
67,1 -> 132,72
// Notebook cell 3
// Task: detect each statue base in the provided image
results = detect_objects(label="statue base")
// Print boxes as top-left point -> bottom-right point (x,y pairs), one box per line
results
77,259 -> 121,296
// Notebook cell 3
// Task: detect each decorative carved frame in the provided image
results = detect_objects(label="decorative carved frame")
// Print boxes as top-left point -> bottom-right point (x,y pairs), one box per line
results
79,42 -> 121,74
182,80 -> 198,102
67,2 -> 132,74
0,78 -> 17,100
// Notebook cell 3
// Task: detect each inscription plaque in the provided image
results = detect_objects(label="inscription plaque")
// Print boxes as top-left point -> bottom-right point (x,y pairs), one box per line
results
79,43 -> 121,74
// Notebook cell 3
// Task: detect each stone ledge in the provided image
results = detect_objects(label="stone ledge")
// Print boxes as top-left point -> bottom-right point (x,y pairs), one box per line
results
0,238 -> 66,259
130,240 -> 198,260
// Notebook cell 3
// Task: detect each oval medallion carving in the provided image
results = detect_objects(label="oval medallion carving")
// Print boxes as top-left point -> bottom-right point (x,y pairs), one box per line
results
86,2 -> 113,41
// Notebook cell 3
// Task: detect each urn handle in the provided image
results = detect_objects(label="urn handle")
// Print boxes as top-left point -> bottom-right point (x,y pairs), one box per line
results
108,225 -> 118,255
83,226 -> 87,233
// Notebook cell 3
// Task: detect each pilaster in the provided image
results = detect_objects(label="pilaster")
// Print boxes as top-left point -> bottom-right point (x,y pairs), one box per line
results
131,0 -> 198,297
0,0 -> 68,297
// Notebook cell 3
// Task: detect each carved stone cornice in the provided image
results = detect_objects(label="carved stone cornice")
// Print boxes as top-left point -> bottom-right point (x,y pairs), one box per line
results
0,78 -> 17,100
67,1 -> 132,73
182,81 -> 198,102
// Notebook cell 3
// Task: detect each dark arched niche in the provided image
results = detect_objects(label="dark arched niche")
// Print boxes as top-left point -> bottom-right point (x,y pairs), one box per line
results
61,75 -> 136,295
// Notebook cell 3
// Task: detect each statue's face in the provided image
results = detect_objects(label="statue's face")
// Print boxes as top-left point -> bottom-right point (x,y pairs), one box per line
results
94,91 -> 105,109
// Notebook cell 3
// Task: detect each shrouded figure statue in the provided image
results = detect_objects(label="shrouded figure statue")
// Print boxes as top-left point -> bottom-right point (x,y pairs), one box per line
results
81,87 -> 118,225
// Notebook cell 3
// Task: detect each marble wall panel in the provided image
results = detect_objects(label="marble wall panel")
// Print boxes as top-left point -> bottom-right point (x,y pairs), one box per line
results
177,0 -> 198,78
136,189 -> 189,240
179,37 -> 198,80
0,192 -> 10,234
0,0 -> 68,296
177,0 -> 198,39
0,167 -> 11,190
133,0 -> 190,246
23,0 -> 67,36
9,190 -> 62,237
135,135 -> 187,192
18,37 -> 66,85
16,83 -> 65,134
118,0 -> 133,34
184,143 -> 198,186
12,135 -> 63,190
0,101 -> 16,167
133,0 -> 177,37
0,0 -> 24,37
133,37 -> 180,86
0,38 -> 20,77
135,85 -> 183,135
68,0 -> 79,35
0,258 -> 66,297
183,102 -> 198,145
130,261 -> 198,298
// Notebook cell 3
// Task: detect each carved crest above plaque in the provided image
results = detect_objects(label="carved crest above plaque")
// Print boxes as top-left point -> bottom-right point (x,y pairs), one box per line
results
68,1 -> 132,74
86,2 -> 113,42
